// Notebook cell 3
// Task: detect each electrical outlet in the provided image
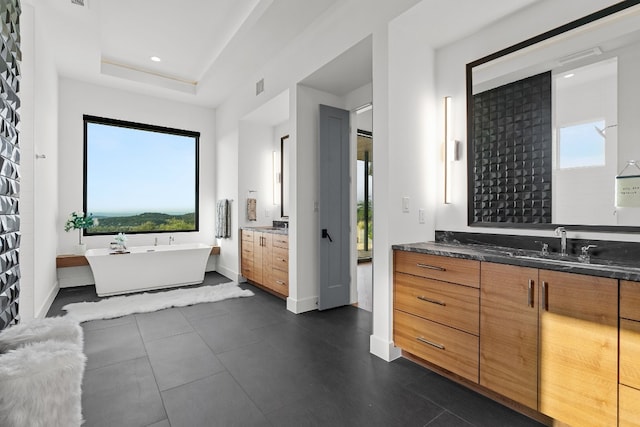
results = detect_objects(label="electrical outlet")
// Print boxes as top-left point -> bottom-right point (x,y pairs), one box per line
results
419,209 -> 425,224
265,208 -> 271,218
402,197 -> 410,213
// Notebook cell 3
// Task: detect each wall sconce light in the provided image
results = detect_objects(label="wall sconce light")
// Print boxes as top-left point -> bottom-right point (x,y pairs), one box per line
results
444,96 -> 457,204
273,151 -> 281,205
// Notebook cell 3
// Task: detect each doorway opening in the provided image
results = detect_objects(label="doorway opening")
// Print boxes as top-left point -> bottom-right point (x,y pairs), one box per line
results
357,129 -> 373,262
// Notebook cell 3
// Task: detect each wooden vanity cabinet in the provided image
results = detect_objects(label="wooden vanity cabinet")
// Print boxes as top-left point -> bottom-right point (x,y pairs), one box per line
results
393,251 -> 480,383
480,263 -> 618,426
620,280 -> 640,427
241,229 -> 289,298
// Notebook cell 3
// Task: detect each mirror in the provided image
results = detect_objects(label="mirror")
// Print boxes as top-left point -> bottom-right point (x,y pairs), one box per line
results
467,2 -> 640,231
280,135 -> 290,218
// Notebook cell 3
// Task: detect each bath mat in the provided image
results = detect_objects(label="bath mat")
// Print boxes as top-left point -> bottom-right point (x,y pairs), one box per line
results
62,282 -> 254,322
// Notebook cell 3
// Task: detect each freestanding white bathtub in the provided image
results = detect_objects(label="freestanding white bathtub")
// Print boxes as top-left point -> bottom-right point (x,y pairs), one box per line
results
85,243 -> 212,296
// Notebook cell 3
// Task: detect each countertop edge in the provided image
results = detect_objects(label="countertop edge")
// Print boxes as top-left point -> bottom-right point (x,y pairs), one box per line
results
393,242 -> 640,282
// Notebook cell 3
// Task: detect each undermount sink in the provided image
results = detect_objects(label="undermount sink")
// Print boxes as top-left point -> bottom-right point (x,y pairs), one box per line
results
512,254 -> 586,265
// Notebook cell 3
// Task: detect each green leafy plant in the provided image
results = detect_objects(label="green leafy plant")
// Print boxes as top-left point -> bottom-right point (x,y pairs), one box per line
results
64,211 -> 97,245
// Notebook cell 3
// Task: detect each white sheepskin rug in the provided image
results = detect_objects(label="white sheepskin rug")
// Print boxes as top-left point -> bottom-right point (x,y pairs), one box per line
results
0,319 -> 85,427
63,282 -> 254,322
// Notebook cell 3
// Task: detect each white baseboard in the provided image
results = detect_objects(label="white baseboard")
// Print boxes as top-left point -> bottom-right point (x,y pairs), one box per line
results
215,265 -> 238,282
286,295 -> 317,314
36,281 -> 60,319
369,334 -> 401,362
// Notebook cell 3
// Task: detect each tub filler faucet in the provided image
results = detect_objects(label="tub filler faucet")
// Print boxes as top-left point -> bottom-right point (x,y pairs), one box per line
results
154,237 -> 158,246
169,236 -> 175,245
554,227 -> 567,257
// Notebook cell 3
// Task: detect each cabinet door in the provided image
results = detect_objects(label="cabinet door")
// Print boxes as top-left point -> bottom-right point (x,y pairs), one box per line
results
261,232 -> 273,290
538,270 -> 618,427
480,263 -> 538,409
252,232 -> 264,284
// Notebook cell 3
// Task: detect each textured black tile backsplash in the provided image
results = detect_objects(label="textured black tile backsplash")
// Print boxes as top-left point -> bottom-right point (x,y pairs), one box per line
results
472,71 -> 552,224
0,0 -> 21,331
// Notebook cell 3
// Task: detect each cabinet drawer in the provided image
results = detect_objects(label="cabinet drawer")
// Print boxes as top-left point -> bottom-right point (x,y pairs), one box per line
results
272,247 -> 288,270
394,310 -> 479,383
394,272 -> 479,335
620,384 -> 640,427
621,318 -> 640,389
242,230 -> 254,242
622,280 -> 640,321
394,251 -> 480,288
273,235 -> 289,249
268,268 -> 289,296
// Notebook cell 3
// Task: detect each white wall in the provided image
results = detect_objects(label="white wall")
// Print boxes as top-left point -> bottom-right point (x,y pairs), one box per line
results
20,3 -> 60,319
214,0 -> 423,359
433,0 -> 640,242
57,78 -> 216,252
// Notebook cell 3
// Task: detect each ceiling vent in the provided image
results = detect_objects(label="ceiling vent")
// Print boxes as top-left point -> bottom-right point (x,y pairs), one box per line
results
71,0 -> 85,6
557,47 -> 603,65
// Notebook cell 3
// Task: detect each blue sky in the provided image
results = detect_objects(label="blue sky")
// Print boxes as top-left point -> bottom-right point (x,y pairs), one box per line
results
558,120 -> 606,169
86,122 -> 196,216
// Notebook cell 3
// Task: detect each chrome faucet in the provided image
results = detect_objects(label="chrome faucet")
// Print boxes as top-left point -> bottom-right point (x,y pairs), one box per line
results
554,227 -> 567,257
154,237 -> 158,246
579,245 -> 597,263
169,236 -> 175,245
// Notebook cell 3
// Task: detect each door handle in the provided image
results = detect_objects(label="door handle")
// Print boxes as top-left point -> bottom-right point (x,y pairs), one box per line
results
321,229 -> 333,242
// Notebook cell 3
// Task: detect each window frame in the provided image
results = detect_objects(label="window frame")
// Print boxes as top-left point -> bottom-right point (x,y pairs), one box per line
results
83,115 -> 200,236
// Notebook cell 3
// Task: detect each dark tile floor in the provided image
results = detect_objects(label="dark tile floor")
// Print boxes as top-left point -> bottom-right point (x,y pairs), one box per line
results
48,272 -> 543,427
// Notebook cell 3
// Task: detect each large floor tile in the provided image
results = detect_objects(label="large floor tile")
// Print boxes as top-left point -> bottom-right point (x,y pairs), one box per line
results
218,340 -> 322,414
178,300 -> 230,321
82,357 -> 166,427
405,372 -> 544,427
82,314 -> 136,332
162,371 -> 268,427
135,307 -> 194,342
145,331 -> 225,391
190,313 -> 263,354
83,322 -> 147,370
426,411 -> 475,427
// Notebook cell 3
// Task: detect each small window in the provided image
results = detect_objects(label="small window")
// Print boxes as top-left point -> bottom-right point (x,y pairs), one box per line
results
557,120 -> 606,169
83,115 -> 199,235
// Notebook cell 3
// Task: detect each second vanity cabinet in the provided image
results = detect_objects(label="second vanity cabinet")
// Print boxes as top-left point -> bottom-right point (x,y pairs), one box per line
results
480,262 -> 618,427
394,250 -> 621,427
241,229 -> 289,297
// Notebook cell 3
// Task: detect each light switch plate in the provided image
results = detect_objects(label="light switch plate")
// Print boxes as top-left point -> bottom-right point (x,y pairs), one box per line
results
402,197 -> 410,213
419,209 -> 425,224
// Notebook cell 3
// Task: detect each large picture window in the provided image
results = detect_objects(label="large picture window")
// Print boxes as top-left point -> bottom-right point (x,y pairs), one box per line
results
83,115 -> 199,235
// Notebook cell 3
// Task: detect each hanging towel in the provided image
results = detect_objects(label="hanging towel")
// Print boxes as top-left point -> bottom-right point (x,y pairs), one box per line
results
247,198 -> 257,221
215,199 -> 231,238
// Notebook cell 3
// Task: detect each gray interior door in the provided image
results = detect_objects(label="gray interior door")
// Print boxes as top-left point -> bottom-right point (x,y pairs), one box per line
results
318,104 -> 351,310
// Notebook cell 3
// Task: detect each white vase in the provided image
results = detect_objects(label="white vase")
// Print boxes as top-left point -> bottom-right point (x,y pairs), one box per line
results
74,243 -> 87,255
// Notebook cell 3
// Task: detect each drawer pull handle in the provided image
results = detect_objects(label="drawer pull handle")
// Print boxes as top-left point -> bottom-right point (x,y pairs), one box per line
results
542,281 -> 548,311
417,295 -> 446,306
527,279 -> 534,308
416,263 -> 446,272
416,336 -> 445,350
276,280 -> 285,285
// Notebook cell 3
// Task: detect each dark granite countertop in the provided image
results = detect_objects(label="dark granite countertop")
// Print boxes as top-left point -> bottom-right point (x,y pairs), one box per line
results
392,241 -> 640,281
241,226 -> 289,235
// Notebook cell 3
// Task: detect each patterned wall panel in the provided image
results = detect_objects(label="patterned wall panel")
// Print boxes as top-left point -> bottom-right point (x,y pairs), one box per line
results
472,71 -> 552,224
0,0 -> 21,331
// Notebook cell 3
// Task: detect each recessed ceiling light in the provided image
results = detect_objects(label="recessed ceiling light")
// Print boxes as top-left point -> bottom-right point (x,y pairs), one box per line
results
564,73 -> 575,79
150,56 -> 161,62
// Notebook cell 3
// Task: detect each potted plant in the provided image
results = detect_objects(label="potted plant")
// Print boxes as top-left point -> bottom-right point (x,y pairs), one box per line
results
64,211 -> 97,254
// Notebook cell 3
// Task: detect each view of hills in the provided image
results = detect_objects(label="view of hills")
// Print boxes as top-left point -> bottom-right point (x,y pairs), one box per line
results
89,212 -> 196,233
